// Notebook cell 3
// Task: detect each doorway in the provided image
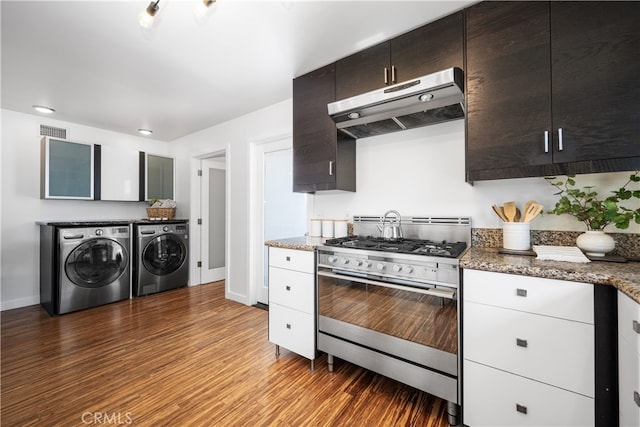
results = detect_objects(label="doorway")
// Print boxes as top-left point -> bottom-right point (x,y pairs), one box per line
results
200,156 -> 227,284
252,137 -> 307,305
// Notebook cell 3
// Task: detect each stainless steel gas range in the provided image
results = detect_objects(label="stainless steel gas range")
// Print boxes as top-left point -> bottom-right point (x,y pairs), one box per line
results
316,215 -> 471,426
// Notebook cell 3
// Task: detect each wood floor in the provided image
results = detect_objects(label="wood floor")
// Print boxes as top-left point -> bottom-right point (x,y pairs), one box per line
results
1,282 -> 450,426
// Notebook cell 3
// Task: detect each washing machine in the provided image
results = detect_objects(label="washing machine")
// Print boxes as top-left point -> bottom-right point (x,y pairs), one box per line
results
39,222 -> 131,316
133,221 -> 189,296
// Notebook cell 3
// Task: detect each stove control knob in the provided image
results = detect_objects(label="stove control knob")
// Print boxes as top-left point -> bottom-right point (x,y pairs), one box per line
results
392,264 -> 402,273
363,261 -> 372,268
340,258 -> 349,265
377,263 -> 385,271
354,259 -> 363,267
404,266 -> 414,274
327,256 -> 337,263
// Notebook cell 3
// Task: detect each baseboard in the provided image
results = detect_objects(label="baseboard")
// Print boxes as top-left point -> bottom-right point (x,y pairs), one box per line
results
1,295 -> 40,311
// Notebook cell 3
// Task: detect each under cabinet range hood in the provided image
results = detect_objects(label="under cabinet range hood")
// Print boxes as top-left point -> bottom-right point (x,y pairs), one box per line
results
328,67 -> 465,139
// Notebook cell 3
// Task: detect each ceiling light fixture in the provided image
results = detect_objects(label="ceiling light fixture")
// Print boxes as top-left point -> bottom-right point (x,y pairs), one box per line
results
138,129 -> 153,136
139,0 -> 160,29
33,105 -> 56,114
195,0 -> 217,21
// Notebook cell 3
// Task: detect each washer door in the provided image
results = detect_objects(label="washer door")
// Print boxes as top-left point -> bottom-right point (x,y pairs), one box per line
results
142,234 -> 187,275
65,238 -> 128,288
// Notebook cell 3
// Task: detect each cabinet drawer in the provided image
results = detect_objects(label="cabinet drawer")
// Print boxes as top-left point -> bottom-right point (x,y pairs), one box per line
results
618,291 -> 640,354
619,330 -> 640,427
464,301 -> 594,397
464,360 -> 594,427
463,269 -> 593,323
268,303 -> 315,360
269,247 -> 315,273
268,267 -> 314,314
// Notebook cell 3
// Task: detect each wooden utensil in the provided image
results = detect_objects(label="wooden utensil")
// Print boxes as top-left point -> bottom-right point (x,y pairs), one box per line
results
503,201 -> 516,222
523,200 -> 536,216
514,207 -> 521,222
523,203 -> 543,222
492,204 -> 509,222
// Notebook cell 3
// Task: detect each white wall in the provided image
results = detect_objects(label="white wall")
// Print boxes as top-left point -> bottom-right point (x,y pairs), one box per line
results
0,109 -> 171,310
312,120 -> 640,233
170,99 -> 293,305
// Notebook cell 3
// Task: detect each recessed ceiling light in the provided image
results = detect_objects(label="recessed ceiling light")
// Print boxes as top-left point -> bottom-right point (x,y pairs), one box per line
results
33,105 -> 55,114
138,129 -> 153,136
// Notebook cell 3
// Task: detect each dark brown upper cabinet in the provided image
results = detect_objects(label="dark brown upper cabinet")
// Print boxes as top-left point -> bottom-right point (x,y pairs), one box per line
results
465,1 -> 640,182
293,63 -> 356,193
335,11 -> 464,101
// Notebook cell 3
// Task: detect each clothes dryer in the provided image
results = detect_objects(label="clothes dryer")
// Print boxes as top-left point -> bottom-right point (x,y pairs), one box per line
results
39,222 -> 131,315
133,221 -> 189,296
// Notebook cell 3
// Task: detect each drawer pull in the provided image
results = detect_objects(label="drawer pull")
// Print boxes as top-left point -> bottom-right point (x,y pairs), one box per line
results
634,391 -> 640,407
516,338 -> 528,348
286,256 -> 291,261
516,403 -> 528,414
516,288 -> 527,297
285,285 -> 291,291
286,323 -> 291,329
633,320 -> 640,334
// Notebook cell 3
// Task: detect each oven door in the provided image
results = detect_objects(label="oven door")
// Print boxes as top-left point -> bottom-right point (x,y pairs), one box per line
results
317,268 -> 458,376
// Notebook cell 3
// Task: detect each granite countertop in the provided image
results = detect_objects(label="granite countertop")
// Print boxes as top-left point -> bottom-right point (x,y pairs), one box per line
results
461,247 -> 640,304
264,236 -> 326,252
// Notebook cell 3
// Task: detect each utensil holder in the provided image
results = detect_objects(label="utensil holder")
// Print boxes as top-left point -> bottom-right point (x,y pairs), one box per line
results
502,222 -> 531,250
322,220 -> 334,238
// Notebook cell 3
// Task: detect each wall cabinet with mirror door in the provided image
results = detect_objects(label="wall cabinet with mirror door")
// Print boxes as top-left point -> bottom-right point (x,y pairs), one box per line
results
95,145 -> 140,201
142,153 -> 175,200
465,1 -> 640,182
40,137 -> 95,200
335,11 -> 464,101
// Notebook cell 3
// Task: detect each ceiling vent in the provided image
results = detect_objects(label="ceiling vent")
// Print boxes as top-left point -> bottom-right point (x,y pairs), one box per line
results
40,125 -> 67,139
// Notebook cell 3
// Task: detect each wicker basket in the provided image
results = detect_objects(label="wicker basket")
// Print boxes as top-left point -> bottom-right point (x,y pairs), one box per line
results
146,207 -> 176,220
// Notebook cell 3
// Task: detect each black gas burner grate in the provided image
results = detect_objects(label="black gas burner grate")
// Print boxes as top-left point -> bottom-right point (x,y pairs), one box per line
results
324,236 -> 467,258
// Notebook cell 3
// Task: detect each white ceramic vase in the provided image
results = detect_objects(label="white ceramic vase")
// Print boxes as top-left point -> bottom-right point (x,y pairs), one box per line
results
576,230 -> 615,257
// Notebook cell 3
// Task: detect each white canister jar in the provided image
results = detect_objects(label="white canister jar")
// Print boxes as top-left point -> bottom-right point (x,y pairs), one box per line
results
334,219 -> 348,238
321,220 -> 334,238
502,222 -> 531,250
309,219 -> 322,237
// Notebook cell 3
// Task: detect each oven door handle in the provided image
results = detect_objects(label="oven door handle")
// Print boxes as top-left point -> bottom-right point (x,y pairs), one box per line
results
317,271 -> 456,299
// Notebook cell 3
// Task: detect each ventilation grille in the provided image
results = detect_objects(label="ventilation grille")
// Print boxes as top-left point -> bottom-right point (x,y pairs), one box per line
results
40,125 -> 67,139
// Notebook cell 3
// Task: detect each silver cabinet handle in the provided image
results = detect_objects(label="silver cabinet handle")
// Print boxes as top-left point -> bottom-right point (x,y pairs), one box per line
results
558,128 -> 564,151
516,288 -> 528,297
516,338 -> 528,348
634,391 -> 640,407
516,403 -> 528,414
384,67 -> 388,85
633,320 -> 640,334
329,160 -> 333,176
544,131 -> 549,153
285,256 -> 291,261
391,66 -> 397,84
286,323 -> 291,329
285,285 -> 291,291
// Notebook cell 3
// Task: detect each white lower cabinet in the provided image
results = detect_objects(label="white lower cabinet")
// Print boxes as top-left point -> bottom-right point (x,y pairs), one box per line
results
463,269 -> 595,426
464,360 -> 594,427
268,247 -> 316,368
618,291 -> 640,427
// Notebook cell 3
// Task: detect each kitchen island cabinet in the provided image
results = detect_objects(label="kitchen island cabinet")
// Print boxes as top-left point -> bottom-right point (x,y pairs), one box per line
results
618,291 -> 640,427
335,11 -> 464,100
292,63 -> 355,193
465,1 -> 640,182
267,246 -> 316,369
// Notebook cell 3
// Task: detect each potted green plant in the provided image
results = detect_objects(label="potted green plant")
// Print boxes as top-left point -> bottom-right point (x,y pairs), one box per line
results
545,171 -> 640,256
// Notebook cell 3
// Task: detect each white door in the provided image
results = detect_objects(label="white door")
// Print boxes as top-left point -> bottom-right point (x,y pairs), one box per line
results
201,158 -> 226,283
255,140 -> 307,304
